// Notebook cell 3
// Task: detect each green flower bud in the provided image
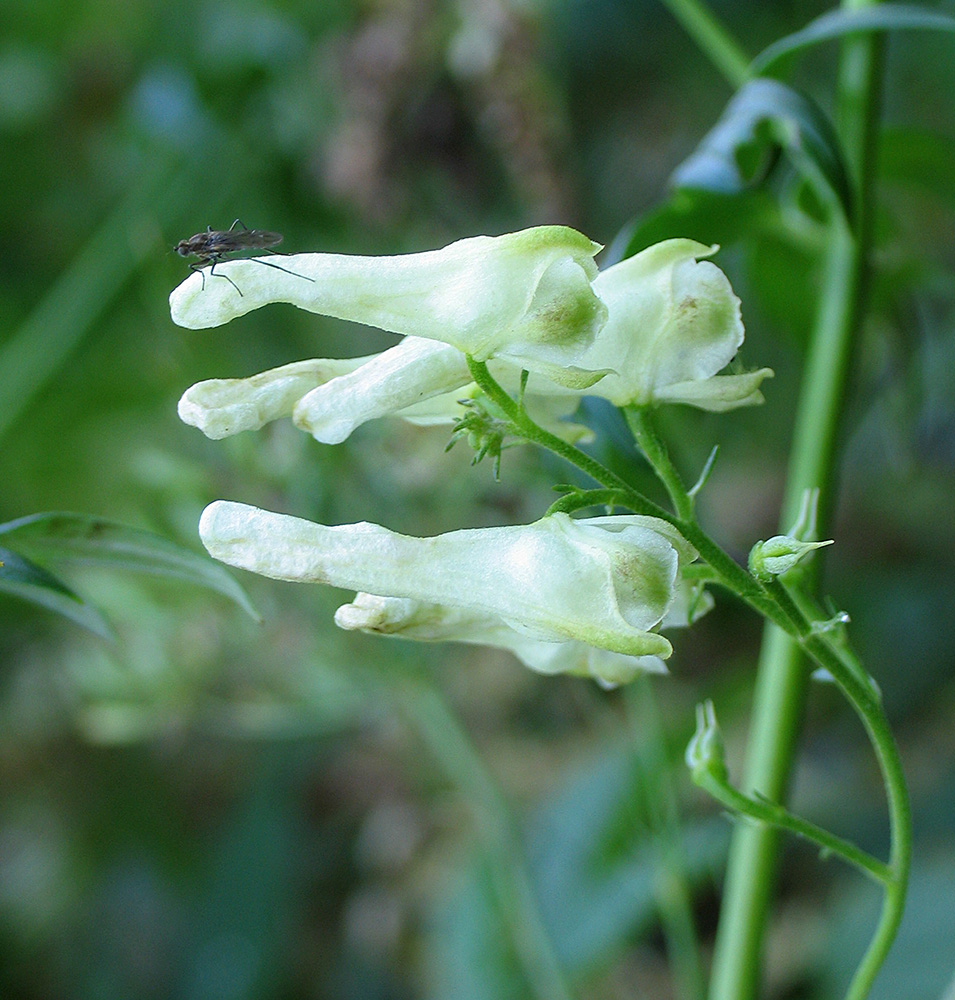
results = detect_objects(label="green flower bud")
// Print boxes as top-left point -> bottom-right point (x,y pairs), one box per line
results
748,534 -> 833,582
685,700 -> 728,783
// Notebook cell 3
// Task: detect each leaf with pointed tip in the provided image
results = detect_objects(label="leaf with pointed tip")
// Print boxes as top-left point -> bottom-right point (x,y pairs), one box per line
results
0,512 -> 259,621
751,3 -> 955,77
0,546 -> 114,638
670,79 -> 852,222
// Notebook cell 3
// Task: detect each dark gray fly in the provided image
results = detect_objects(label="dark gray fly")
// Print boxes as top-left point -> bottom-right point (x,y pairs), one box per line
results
174,219 -> 314,296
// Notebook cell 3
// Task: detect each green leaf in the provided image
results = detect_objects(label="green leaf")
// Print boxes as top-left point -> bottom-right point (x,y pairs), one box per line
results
423,751 -> 729,998
0,545 -> 114,639
0,512 -> 260,621
670,78 -> 852,223
751,3 -> 955,77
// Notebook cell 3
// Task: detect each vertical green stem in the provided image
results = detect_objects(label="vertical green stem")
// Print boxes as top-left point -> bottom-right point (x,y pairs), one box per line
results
707,4 -> 885,999
625,407 -> 695,522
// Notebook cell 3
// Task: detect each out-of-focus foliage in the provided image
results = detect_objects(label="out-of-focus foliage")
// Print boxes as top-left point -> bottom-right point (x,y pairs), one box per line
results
2,1 -> 955,998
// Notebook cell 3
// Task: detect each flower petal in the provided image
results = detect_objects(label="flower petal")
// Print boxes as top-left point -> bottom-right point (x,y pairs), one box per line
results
177,357 -> 373,439
580,240 -> 748,406
293,337 -> 471,443
334,593 -> 666,687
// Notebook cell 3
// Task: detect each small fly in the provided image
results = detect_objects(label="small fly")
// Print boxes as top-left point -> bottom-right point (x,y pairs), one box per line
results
174,219 -> 314,296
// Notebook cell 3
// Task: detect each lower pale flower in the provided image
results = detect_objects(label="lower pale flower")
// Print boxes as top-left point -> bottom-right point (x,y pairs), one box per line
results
199,502 -> 701,667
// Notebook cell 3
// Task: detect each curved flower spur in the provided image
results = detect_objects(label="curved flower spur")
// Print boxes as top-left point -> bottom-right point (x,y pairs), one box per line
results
174,219 -> 315,297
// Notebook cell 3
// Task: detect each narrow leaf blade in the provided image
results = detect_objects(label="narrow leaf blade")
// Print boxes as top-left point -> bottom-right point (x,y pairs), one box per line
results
0,512 -> 260,621
751,3 -> 955,76
0,546 -> 114,639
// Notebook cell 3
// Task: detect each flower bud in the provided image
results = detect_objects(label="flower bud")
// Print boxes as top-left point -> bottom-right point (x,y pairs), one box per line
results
748,534 -> 833,582
685,700 -> 728,783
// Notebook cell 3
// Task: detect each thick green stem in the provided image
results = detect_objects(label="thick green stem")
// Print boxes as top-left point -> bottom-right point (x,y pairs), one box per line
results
707,5 -> 891,998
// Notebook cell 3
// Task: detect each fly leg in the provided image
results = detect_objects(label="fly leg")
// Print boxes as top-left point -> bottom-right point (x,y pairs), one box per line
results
249,257 -> 315,282
189,261 -> 208,291
194,254 -> 244,296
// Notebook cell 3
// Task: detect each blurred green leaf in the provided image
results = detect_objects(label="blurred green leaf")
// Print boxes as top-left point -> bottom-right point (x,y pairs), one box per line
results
670,79 -> 852,222
0,159 -> 174,442
0,512 -> 259,621
424,751 -> 728,997
0,545 -> 114,638
751,4 -> 955,77
525,753 -> 726,972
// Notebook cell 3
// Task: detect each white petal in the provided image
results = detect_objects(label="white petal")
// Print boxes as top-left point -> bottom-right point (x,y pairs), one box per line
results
581,240 -> 746,406
653,368 -> 773,411
293,337 -> 471,443
334,593 -> 666,686
177,357 -> 372,439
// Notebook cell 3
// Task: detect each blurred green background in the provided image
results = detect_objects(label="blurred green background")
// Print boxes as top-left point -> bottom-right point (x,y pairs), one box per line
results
2,0 -> 955,997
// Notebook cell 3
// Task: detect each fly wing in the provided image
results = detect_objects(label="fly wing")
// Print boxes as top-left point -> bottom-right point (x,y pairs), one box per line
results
244,230 -> 284,250
204,229 -> 283,253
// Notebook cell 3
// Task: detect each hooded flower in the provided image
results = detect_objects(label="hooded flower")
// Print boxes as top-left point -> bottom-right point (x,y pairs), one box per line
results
198,502 -> 701,671
171,226 -> 609,388
577,239 -> 772,410
172,228 -> 770,446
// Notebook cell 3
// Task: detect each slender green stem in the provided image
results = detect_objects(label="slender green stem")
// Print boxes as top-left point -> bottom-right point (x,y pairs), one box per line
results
801,630 -> 911,1000
466,359 -> 789,630
394,676 -> 575,1000
708,4 -> 894,998
465,357 -> 669,519
658,0 -> 751,88
625,407 -> 694,522
692,768 -> 891,885
545,488 -> 633,516
469,342 -> 909,998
